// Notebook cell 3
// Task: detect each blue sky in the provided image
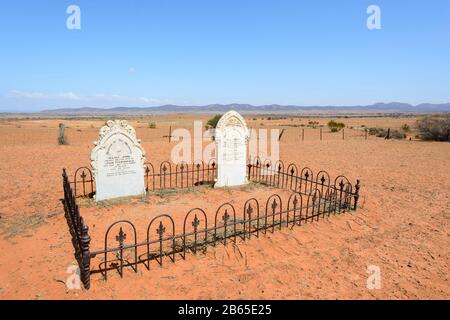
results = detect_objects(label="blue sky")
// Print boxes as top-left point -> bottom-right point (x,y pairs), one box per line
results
0,0 -> 449,112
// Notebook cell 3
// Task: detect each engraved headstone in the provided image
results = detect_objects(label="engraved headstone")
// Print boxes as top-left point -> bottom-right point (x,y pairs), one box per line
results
215,111 -> 249,187
91,120 -> 146,201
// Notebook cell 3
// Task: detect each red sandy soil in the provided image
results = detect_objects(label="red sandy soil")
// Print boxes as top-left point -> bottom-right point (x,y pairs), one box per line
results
0,115 -> 448,300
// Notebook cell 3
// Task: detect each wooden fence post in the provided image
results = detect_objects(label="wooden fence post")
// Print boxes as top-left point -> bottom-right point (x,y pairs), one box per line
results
385,128 -> 391,140
278,129 -> 285,141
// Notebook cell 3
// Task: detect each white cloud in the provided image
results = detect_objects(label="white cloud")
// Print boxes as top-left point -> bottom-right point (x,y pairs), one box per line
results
7,90 -> 160,105
92,93 -> 160,104
139,97 -> 161,104
9,90 -> 46,99
9,90 -> 81,100
58,92 -> 81,100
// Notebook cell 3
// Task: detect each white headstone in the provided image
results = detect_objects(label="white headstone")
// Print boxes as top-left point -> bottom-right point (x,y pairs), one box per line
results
215,111 -> 249,187
91,120 -> 146,201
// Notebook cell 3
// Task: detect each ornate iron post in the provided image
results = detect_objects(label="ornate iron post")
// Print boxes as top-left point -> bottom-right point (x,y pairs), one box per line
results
247,163 -> 252,181
222,210 -> 229,245
80,218 -> 91,290
116,227 -> 127,277
192,215 -> 200,254
353,180 -> 361,210
157,221 -> 166,266
292,195 -> 298,226
245,204 -> 253,240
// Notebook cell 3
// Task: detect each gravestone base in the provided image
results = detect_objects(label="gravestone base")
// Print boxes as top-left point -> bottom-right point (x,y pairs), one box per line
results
214,165 -> 249,188
214,181 -> 250,188
94,180 -> 147,202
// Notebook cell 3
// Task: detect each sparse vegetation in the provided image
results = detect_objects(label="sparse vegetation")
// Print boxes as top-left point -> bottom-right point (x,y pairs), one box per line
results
401,124 -> 411,133
368,127 -> 383,137
368,127 -> 405,140
308,120 -> 319,128
148,122 -> 157,129
327,120 -> 346,132
264,116 -> 288,121
0,213 -> 46,239
205,114 -> 222,129
415,116 -> 450,141
389,130 -> 407,140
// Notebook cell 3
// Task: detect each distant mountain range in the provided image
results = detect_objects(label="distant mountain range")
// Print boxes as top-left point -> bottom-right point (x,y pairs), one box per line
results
6,102 -> 450,116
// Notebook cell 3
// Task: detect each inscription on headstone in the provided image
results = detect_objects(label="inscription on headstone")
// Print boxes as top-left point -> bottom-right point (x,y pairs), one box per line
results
215,111 -> 249,187
91,120 -> 146,201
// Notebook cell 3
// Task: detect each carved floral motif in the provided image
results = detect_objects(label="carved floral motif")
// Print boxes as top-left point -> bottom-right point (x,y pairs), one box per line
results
90,120 -> 146,178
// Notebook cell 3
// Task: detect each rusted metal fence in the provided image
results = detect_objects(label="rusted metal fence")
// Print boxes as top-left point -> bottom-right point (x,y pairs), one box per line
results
88,185 -> 358,284
247,158 -> 360,209
62,159 -> 361,290
62,169 -> 91,289
144,160 -> 217,191
70,160 -> 217,198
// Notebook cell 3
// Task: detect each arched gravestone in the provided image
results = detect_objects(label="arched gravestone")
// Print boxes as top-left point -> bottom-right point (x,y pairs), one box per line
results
214,111 -> 250,187
91,120 -> 146,201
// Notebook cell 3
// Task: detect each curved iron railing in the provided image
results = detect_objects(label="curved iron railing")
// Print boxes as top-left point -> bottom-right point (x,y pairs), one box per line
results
62,159 -> 361,289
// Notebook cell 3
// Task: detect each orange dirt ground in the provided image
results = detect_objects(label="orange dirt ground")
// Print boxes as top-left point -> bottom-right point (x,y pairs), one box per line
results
0,114 -> 449,300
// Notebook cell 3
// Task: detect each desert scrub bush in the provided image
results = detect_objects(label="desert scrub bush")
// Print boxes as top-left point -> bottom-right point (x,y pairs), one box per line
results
58,123 -> 68,145
368,127 -> 387,137
389,129 -> 406,139
327,120 -> 345,132
148,122 -> 157,129
415,116 -> 450,141
401,124 -> 411,133
205,114 -> 222,129
307,120 -> 319,128
368,127 -> 405,139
